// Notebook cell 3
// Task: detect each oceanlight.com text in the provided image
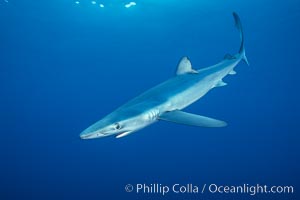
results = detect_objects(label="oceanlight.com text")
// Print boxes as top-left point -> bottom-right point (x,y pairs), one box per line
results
124,183 -> 294,196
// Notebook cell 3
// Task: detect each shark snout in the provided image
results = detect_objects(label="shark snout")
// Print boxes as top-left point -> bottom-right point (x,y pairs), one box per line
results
80,132 -> 105,139
80,130 -> 106,139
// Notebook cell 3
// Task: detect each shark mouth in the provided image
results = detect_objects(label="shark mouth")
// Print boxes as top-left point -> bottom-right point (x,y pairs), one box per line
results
115,131 -> 131,139
80,133 -> 105,139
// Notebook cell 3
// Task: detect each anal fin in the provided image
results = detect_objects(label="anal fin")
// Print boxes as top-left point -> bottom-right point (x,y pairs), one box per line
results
229,70 -> 237,75
216,80 -> 227,87
159,110 -> 227,127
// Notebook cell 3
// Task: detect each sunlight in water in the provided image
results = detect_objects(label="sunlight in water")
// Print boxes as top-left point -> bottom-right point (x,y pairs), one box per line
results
125,2 -> 136,8
73,1 -> 138,9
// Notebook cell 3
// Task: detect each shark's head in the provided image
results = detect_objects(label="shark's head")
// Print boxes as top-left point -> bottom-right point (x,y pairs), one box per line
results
80,108 -> 158,139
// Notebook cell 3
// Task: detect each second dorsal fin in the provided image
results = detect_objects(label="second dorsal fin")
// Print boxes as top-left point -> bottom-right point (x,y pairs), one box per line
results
176,57 -> 198,75
224,53 -> 236,60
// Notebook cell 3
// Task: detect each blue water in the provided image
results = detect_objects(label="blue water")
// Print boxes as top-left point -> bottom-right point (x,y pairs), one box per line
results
1,0 -> 299,199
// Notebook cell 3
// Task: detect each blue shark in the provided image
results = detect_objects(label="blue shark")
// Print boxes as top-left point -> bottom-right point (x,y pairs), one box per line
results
80,12 -> 249,139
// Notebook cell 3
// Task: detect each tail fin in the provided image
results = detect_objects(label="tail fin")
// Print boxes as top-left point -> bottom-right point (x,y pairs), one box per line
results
232,12 -> 249,66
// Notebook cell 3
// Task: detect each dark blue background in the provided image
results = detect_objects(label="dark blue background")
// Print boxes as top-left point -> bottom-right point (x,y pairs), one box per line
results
1,0 -> 299,199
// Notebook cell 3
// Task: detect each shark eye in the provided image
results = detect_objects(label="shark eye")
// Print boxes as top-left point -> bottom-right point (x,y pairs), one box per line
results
114,123 -> 121,130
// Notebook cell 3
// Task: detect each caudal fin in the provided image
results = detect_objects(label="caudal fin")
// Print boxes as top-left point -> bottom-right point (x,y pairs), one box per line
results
232,12 -> 249,66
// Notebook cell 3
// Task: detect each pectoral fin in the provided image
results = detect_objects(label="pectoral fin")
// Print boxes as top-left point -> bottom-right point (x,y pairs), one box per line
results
159,110 -> 227,127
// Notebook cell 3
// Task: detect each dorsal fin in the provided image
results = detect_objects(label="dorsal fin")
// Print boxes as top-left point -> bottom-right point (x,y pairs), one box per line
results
176,57 -> 198,75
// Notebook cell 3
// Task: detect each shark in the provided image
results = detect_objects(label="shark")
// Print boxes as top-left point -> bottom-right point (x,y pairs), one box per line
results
80,12 -> 249,139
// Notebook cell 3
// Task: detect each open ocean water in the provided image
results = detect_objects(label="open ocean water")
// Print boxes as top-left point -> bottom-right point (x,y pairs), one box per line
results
0,0 -> 299,199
